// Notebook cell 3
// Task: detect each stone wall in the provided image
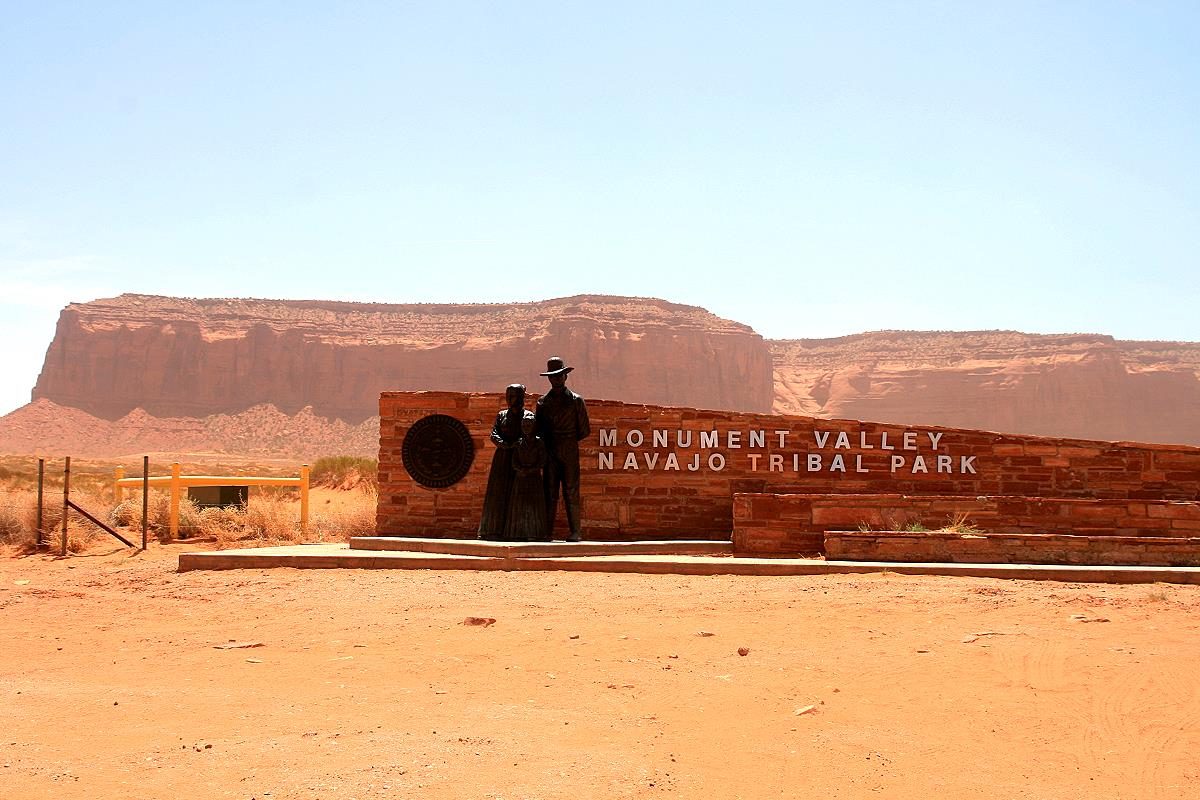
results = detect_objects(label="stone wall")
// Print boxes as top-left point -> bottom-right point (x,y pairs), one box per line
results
377,392 -> 1200,544
732,493 -> 1200,554
823,530 -> 1200,567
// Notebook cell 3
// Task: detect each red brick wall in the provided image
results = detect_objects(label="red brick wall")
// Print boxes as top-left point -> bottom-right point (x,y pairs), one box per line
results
377,392 -> 1200,543
824,530 -> 1200,567
733,493 -> 1200,554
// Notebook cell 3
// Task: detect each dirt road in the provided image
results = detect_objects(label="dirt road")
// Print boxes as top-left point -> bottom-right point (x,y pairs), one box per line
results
2,546 -> 1198,799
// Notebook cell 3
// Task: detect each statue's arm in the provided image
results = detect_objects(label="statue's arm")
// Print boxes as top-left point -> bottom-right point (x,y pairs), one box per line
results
534,398 -> 547,435
575,396 -> 591,441
490,412 -> 512,448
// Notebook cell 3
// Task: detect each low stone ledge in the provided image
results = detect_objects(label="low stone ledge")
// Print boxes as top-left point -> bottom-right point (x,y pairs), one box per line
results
823,530 -> 1200,567
733,492 -> 1200,555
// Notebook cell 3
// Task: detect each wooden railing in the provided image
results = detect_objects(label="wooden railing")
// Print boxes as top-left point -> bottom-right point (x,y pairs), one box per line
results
115,463 -> 310,539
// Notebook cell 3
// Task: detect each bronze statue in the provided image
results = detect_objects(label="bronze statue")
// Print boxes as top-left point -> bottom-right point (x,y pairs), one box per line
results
536,356 -> 590,542
478,384 -> 526,540
505,413 -> 549,541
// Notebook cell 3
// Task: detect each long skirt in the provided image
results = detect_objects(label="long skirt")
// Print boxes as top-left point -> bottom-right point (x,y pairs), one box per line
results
477,448 -> 514,540
505,470 -> 549,541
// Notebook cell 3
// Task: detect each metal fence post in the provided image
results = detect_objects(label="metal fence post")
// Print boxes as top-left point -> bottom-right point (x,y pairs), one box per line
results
61,456 -> 71,557
300,464 -> 310,537
170,462 -> 182,539
36,458 -> 45,549
142,455 -> 150,550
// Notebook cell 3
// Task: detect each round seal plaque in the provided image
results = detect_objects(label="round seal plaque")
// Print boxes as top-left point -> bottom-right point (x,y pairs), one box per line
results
401,414 -> 475,489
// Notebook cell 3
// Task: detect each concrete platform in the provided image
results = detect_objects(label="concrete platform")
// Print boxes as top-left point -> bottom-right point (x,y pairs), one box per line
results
349,537 -> 734,557
177,543 -> 1200,584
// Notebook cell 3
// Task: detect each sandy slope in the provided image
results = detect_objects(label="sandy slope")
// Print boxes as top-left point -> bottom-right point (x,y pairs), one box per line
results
2,548 -> 1198,799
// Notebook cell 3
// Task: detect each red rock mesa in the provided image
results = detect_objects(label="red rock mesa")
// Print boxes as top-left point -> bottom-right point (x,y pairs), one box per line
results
771,331 -> 1200,445
31,294 -> 775,423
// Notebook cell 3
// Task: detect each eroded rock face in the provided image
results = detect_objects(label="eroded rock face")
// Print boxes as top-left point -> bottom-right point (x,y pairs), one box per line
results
26,295 -> 1200,451
33,294 -> 775,422
772,332 -> 1200,446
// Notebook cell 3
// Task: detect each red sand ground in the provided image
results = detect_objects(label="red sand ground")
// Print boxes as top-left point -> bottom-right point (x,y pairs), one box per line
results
2,546 -> 1198,799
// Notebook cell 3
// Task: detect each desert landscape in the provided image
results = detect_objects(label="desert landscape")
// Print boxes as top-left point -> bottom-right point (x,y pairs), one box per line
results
3,548 -> 1198,799
4,293 -> 1199,459
5,3 -> 1199,797
1,293 -> 1198,800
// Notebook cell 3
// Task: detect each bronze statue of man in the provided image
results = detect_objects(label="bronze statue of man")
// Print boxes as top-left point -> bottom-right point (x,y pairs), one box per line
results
535,356 -> 590,542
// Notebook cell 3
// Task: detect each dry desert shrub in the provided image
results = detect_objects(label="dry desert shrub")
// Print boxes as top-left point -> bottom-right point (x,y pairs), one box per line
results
309,485 -> 378,542
2,475 -> 378,552
0,486 -> 43,552
109,491 -> 201,543
942,511 -> 981,534
0,484 -> 118,554
198,485 -> 377,547
0,484 -> 119,553
110,489 -> 301,546
241,494 -> 303,544
310,455 -> 378,490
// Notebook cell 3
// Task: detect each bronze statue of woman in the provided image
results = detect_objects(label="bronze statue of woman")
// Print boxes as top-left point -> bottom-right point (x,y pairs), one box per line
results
504,412 -> 549,541
478,384 -> 526,540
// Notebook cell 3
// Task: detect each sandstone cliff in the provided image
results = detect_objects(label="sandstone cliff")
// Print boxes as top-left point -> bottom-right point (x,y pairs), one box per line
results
23,295 -> 1200,453
33,294 -> 775,422
772,331 -> 1200,445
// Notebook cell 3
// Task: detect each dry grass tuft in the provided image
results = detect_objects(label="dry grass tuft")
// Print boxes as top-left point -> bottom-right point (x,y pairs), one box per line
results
0,484 -> 117,554
942,511 -> 981,534
309,485 -> 378,542
310,455 -> 378,490
0,487 -> 43,552
187,485 -> 377,547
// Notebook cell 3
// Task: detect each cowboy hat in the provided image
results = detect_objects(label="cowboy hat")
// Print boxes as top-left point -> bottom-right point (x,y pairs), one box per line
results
539,356 -> 574,376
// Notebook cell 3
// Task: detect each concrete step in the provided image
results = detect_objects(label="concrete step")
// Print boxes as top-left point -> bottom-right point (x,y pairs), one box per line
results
349,537 -> 735,558
177,544 -> 1200,584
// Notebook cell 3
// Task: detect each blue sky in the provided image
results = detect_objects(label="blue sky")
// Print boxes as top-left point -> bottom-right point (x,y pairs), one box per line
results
2,2 -> 1197,416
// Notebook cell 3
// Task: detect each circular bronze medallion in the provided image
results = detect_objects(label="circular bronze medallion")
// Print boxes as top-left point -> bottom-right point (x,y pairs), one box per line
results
402,414 -> 475,489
